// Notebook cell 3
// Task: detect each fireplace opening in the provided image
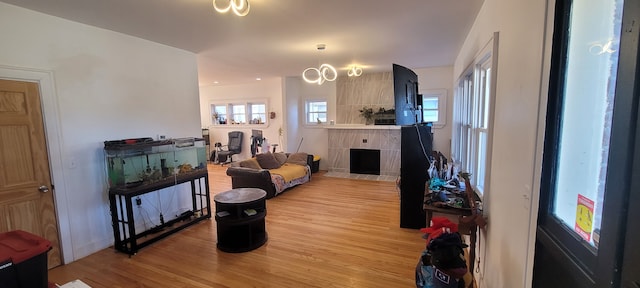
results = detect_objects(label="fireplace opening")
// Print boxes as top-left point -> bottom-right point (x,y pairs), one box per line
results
350,149 -> 381,175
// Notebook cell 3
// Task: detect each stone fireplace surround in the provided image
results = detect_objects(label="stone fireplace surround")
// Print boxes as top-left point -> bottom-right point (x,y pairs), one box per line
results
327,126 -> 400,177
327,72 -> 400,177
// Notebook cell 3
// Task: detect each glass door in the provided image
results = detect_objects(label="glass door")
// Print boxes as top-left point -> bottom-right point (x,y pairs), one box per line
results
549,0 -> 622,252
534,0 -> 639,286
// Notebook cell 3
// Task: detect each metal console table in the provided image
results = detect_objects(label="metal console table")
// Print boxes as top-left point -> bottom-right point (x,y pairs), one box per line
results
108,170 -> 211,255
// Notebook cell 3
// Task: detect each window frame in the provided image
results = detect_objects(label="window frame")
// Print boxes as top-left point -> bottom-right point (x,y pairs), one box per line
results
305,99 -> 328,125
210,104 -> 228,125
248,102 -> 266,124
419,89 -> 447,128
230,103 -> 246,124
452,33 -> 498,197
209,99 -> 269,127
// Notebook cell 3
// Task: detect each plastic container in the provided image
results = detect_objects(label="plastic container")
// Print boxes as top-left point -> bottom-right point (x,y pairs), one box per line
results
0,230 -> 52,288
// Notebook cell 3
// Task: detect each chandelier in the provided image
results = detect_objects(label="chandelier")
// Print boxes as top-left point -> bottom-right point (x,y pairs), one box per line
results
348,65 -> 363,77
213,0 -> 250,17
303,64 -> 337,85
302,44 -> 337,85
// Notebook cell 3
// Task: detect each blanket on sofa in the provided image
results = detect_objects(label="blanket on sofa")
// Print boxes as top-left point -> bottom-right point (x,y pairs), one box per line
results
268,163 -> 307,182
270,166 -> 311,195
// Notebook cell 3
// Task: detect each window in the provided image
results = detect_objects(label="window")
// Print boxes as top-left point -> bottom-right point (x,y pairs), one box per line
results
452,34 -> 497,196
420,89 -> 447,128
231,104 -> 246,124
422,97 -> 439,122
306,100 -> 327,124
249,103 -> 266,124
209,100 -> 268,126
211,104 -> 227,124
474,60 -> 492,193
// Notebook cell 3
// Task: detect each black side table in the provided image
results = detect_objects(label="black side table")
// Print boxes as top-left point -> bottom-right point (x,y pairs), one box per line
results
214,188 -> 267,252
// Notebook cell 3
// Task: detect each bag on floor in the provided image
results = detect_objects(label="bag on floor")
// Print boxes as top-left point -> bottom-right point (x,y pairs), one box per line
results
416,249 -> 434,288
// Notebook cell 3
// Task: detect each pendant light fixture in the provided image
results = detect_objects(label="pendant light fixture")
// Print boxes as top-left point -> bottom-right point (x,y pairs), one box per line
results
348,65 -> 363,77
213,0 -> 250,17
302,44 -> 337,85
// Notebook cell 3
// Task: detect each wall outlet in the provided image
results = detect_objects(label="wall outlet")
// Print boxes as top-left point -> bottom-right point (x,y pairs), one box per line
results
362,139 -> 367,143
158,134 -> 166,140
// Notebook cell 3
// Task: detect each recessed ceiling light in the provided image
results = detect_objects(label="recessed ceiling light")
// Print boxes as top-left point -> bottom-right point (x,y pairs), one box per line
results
214,81 -> 219,84
256,78 -> 262,81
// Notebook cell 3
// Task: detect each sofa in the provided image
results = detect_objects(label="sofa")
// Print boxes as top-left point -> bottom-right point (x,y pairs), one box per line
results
225,152 -> 313,199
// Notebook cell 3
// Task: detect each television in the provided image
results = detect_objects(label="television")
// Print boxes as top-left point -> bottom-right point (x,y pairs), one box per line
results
393,64 -> 420,125
251,129 -> 263,139
250,129 -> 264,156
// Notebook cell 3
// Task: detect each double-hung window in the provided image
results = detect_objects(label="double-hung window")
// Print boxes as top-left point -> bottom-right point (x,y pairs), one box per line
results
422,97 -> 439,122
211,104 -> 227,124
231,104 -> 246,124
452,33 -> 498,196
306,100 -> 327,124
249,103 -> 266,124
420,89 -> 447,128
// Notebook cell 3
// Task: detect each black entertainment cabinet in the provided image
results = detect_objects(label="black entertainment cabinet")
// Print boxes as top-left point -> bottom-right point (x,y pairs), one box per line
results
400,125 -> 433,229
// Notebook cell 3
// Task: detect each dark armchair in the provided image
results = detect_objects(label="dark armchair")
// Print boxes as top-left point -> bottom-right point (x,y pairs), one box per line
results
217,131 -> 243,165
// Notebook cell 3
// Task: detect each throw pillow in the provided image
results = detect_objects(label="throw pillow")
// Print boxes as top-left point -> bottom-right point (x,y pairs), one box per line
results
273,152 -> 288,165
256,152 -> 282,169
239,158 -> 262,170
286,152 -> 308,166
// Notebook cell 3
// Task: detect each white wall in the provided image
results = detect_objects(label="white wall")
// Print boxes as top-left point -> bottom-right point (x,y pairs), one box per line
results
0,3 -> 201,262
279,76 -> 336,169
283,77 -> 301,154
415,66 -> 454,158
199,78 -> 285,161
453,0 -> 548,287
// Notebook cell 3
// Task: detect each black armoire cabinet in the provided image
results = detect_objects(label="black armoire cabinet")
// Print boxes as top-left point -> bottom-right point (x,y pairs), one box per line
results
400,124 -> 432,229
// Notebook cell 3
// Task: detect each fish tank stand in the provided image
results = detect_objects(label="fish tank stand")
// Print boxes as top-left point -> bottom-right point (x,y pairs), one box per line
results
104,137 -> 211,255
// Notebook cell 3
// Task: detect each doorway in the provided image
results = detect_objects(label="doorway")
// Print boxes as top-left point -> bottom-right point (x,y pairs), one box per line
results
0,79 -> 62,268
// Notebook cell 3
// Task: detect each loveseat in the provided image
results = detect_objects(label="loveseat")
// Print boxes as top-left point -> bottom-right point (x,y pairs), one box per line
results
225,152 -> 313,199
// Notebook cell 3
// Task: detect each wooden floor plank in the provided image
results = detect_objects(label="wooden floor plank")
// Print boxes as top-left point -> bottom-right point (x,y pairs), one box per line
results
49,164 -> 425,287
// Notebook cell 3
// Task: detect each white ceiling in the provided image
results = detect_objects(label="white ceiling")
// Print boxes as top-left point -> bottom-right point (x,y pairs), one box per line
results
1,0 -> 484,86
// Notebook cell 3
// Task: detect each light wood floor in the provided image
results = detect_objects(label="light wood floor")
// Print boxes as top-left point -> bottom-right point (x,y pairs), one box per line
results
48,165 -> 425,287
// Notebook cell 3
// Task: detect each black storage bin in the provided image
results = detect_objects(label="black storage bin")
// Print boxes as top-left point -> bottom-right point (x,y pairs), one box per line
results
0,230 -> 52,288
311,155 -> 320,173
215,188 -> 268,253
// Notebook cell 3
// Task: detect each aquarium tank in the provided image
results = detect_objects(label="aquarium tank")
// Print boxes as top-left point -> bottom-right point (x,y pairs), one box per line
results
104,137 -> 207,191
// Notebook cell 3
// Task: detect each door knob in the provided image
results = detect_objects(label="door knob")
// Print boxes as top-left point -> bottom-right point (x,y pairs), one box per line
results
38,185 -> 49,193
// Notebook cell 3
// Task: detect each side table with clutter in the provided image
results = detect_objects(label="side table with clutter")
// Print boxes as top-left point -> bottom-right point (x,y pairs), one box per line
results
418,154 -> 487,288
